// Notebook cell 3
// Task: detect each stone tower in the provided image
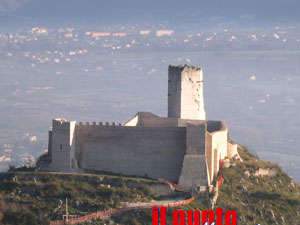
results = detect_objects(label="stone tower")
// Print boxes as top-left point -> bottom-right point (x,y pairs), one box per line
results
168,65 -> 206,120
48,118 -> 77,171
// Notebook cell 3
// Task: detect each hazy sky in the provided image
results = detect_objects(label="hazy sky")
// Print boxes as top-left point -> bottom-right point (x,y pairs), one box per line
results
1,0 -> 299,25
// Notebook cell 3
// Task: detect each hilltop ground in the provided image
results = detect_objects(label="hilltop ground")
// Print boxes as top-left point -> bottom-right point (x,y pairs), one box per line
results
0,146 -> 299,225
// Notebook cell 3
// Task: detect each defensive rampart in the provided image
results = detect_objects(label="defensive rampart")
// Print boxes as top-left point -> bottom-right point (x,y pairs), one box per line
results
76,124 -> 186,182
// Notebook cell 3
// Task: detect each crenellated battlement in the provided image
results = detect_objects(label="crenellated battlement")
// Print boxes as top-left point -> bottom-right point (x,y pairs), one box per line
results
52,118 -> 76,131
169,64 -> 202,72
77,121 -> 122,128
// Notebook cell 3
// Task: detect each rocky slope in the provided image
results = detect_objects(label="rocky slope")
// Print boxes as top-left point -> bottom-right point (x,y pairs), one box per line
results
101,146 -> 300,225
216,145 -> 300,225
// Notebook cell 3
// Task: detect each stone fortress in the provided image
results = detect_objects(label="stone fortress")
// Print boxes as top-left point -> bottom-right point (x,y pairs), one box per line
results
39,65 -> 238,190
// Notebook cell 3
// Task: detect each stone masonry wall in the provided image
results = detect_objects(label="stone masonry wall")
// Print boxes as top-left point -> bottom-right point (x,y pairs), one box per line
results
178,124 -> 208,188
180,67 -> 206,120
168,65 -> 206,120
49,119 -> 76,171
205,124 -> 228,183
168,66 -> 182,118
76,124 -> 186,182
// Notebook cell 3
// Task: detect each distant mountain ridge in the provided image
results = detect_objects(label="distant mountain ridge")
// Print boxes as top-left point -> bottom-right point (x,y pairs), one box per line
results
1,0 -> 299,24
0,0 -> 28,12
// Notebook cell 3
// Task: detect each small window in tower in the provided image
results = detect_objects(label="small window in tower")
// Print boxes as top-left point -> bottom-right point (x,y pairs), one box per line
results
60,144 -> 63,150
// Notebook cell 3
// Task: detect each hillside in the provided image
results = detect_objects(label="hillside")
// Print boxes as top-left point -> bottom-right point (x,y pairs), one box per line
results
0,172 -> 163,225
216,146 -> 300,225
0,145 -> 299,225
104,146 -> 300,225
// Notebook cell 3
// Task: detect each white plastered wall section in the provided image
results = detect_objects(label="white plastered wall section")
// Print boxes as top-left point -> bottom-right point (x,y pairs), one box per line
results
123,114 -> 139,126
180,68 -> 206,120
206,128 -> 228,184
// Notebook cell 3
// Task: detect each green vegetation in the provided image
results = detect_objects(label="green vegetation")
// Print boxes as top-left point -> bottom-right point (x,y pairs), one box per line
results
0,172 -> 158,225
216,145 -> 300,225
0,146 -> 299,225
111,146 -> 300,225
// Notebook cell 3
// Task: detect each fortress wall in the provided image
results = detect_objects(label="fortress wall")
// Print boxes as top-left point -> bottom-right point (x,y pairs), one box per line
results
48,131 -> 53,161
211,129 -> 228,160
178,155 -> 208,189
51,131 -> 71,171
206,129 -> 228,180
205,132 -> 214,184
213,148 -> 220,180
178,124 -> 208,189
76,125 -> 186,182
186,124 -> 206,154
139,117 -> 178,127
178,119 -> 206,127
49,120 -> 76,171
124,113 -> 179,128
78,122 -> 122,127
